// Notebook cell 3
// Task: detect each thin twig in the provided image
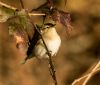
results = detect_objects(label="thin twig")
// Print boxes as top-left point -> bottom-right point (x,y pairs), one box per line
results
83,60 -> 100,85
0,1 -> 45,16
64,0 -> 68,7
72,74 -> 88,85
0,1 -> 17,10
72,60 -> 100,85
19,0 -> 57,85
35,25 -> 57,85
19,0 -> 24,9
29,13 -> 45,16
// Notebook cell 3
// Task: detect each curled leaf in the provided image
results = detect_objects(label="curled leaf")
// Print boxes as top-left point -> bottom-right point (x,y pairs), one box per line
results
51,9 -> 73,37
8,11 -> 34,57
52,10 -> 71,27
8,21 -> 29,52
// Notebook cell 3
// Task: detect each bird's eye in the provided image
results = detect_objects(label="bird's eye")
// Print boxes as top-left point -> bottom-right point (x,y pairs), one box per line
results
46,26 -> 49,28
45,25 -> 50,28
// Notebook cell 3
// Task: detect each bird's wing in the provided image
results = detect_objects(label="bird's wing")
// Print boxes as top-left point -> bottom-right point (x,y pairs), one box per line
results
23,28 -> 40,63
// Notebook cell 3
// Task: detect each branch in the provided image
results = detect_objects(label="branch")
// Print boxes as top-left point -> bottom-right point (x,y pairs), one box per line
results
0,1 -> 17,10
19,0 -> 24,9
19,0 -> 57,85
83,60 -> 100,85
0,1 -> 45,16
35,25 -> 57,85
64,0 -> 68,7
72,60 -> 100,85
29,13 -> 45,16
72,74 -> 88,85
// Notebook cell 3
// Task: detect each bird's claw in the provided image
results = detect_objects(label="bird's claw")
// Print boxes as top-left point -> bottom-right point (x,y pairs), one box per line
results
46,51 -> 52,54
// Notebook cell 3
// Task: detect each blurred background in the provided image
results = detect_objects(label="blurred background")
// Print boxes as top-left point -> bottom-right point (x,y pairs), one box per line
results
0,0 -> 100,85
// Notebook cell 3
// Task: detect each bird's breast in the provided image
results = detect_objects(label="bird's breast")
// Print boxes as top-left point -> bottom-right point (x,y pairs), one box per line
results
44,36 -> 61,56
34,28 -> 61,59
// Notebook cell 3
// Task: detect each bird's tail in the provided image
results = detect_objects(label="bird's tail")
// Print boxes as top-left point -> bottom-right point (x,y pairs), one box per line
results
20,54 -> 35,64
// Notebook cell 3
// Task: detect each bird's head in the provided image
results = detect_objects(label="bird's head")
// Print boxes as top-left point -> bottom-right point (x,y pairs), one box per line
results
41,23 -> 56,34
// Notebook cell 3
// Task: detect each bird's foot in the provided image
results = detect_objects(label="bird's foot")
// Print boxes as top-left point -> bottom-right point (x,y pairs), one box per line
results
46,50 -> 52,55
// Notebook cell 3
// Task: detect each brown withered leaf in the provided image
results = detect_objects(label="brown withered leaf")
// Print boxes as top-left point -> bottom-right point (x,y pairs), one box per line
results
52,10 -> 71,27
8,10 -> 35,58
8,17 -> 29,54
8,10 -> 42,64
51,9 -> 72,37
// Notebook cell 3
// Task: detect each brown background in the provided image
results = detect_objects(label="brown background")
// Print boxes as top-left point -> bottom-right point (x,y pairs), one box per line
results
0,0 -> 100,85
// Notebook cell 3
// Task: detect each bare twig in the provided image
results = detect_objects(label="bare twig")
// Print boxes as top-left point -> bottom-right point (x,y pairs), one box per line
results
83,60 -> 100,85
29,13 -> 45,16
0,1 -> 45,16
19,0 -> 57,85
35,25 -> 57,85
72,60 -> 100,85
0,1 -> 17,10
72,74 -> 88,85
48,0 -> 54,6
30,1 -> 48,12
65,0 -> 68,7
19,0 -> 24,9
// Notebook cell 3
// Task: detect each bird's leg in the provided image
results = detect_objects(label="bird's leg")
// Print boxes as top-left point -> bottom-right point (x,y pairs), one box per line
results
46,50 -> 52,55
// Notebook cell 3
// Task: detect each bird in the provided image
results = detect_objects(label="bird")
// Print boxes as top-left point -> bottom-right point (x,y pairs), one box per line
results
22,23 -> 61,64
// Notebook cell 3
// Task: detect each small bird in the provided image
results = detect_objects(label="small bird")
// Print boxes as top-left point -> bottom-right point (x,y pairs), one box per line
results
22,23 -> 61,63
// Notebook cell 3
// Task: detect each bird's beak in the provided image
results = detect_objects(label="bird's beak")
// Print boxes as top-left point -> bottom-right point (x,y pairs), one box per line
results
40,30 -> 43,34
